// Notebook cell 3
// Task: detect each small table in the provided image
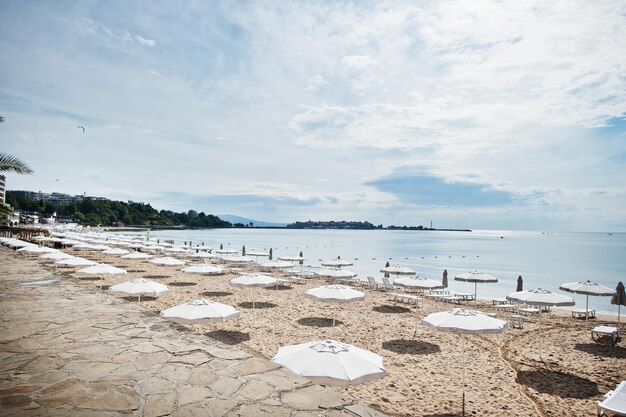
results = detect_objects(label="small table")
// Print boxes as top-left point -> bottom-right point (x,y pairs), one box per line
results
519,307 -> 540,316
591,326 -> 620,345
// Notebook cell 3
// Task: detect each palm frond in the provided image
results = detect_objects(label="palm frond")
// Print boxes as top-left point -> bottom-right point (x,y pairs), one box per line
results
0,153 -> 33,174
0,204 -> 13,217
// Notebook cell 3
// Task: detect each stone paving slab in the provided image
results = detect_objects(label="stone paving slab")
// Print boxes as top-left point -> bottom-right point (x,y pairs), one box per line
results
0,248 -> 387,416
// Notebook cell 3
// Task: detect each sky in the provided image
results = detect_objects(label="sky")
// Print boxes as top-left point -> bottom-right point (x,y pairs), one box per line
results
1,0 -> 625,231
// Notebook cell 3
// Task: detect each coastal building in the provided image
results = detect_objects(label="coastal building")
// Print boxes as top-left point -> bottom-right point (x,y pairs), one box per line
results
0,175 -> 5,204
10,190 -> 85,205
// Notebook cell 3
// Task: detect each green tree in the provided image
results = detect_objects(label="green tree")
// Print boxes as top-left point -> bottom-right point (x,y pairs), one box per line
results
1,152 -> 34,217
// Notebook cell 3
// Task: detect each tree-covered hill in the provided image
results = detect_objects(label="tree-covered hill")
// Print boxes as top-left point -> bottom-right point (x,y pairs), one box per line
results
5,192 -> 232,228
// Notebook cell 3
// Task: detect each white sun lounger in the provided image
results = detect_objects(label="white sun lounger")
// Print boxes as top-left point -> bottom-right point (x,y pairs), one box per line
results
597,380 -> 626,416
592,326 -> 621,346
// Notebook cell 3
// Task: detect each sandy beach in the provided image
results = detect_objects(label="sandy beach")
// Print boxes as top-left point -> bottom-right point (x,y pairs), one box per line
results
3,245 -> 625,417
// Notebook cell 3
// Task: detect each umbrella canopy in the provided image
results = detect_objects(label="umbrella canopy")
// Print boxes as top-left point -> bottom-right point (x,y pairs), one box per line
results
221,255 -> 253,264
55,257 -> 97,266
321,258 -> 353,267
18,245 -> 57,254
271,339 -> 386,386
380,264 -> 415,276
230,273 -> 278,310
246,250 -> 269,257
278,255 -> 306,262
422,309 -> 507,416
395,276 -> 444,290
611,282 -> 626,327
77,263 -> 127,276
110,278 -> 168,301
40,251 -> 74,261
306,285 -> 364,303
184,252 -> 216,259
314,269 -> 357,279
121,251 -> 153,260
160,299 -> 239,324
507,288 -> 574,358
455,271 -> 498,301
506,288 -> 575,307
559,280 -> 615,327
150,257 -> 185,266
230,273 -> 278,287
215,248 -> 239,255
102,248 -> 130,255
422,308 -> 508,334
181,264 -> 226,275
516,275 -> 523,292
260,260 -> 293,269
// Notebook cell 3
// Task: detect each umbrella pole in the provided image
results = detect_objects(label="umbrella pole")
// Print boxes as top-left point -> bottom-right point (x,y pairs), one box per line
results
474,282 -> 478,305
461,334 -> 466,417
538,310 -> 543,360
585,294 -> 589,330
332,317 -> 336,327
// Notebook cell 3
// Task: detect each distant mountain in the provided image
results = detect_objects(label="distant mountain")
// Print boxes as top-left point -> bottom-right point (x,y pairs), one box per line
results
217,214 -> 287,228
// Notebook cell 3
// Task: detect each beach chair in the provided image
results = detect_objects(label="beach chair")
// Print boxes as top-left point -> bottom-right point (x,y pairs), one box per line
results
382,277 -> 396,292
572,309 -> 596,319
367,276 -> 383,291
591,326 -> 621,346
597,380 -> 626,416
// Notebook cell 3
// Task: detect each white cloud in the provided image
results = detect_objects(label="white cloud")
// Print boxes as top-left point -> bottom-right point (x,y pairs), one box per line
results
1,0 -> 625,230
136,35 -> 156,47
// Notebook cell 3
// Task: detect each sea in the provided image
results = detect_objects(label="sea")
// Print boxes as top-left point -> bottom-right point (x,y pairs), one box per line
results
119,228 -> 625,315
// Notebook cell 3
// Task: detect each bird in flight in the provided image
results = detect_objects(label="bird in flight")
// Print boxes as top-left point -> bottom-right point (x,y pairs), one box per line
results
77,125 -> 85,132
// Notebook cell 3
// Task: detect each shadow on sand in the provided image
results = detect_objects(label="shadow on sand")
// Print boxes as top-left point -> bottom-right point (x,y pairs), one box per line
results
297,317 -> 343,328
373,305 -> 411,314
205,330 -> 251,345
382,339 -> 440,355
516,368 -> 599,399
121,295 -> 158,302
169,281 -> 198,287
200,291 -> 233,297
238,301 -> 277,309
574,343 -> 626,358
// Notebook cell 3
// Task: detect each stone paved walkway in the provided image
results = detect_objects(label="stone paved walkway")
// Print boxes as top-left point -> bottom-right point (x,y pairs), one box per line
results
0,249 -> 386,417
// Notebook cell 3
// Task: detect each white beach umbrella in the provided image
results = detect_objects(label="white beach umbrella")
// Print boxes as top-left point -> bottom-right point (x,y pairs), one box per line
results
559,280 -> 615,328
110,278 -> 168,302
72,243 -> 101,251
77,263 -> 127,277
165,246 -> 187,253
422,308 -> 507,416
216,248 -> 239,255
121,251 -> 153,260
271,339 -> 386,386
395,276 -> 444,290
278,255 -> 306,262
17,245 -> 57,254
229,273 -> 278,310
507,288 -> 575,358
102,248 -> 130,255
306,285 -> 365,326
40,251 -> 74,261
260,260 -> 293,270
77,263 -> 127,286
321,258 -> 353,267
160,299 -> 240,324
314,269 -> 357,281
380,264 -> 416,278
222,255 -> 253,264
150,256 -> 185,266
454,271 -> 498,302
182,264 -> 226,276
245,250 -> 269,262
55,257 -> 97,266
184,251 -> 216,259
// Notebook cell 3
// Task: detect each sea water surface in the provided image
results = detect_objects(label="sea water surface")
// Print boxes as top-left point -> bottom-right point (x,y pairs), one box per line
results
127,228 -> 625,315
